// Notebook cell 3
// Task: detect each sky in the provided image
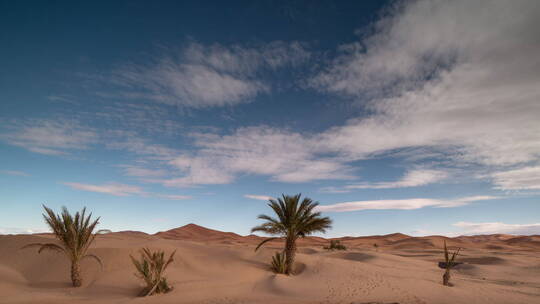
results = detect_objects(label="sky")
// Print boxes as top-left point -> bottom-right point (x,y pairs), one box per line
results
1,0 -> 539,237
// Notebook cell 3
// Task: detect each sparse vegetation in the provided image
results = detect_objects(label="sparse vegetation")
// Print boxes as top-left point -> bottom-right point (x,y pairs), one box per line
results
21,205 -> 103,287
324,240 -> 347,251
130,247 -> 176,296
373,243 -> 379,252
442,240 -> 461,286
270,251 -> 287,274
252,193 -> 332,275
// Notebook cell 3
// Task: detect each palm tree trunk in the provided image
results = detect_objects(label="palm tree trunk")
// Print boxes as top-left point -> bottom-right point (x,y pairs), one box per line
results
284,236 -> 296,275
71,261 -> 82,287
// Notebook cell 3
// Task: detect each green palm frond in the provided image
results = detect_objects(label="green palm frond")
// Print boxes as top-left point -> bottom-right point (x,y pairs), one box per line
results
251,194 -> 332,242
21,243 -> 66,254
254,237 -> 280,252
83,254 -> 103,268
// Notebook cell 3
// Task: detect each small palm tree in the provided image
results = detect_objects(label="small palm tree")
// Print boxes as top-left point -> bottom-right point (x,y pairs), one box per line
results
130,247 -> 176,296
22,205 -> 103,287
442,240 -> 461,286
252,194 -> 332,275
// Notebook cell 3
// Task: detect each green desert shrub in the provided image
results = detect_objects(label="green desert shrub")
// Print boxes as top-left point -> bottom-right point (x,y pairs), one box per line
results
252,193 -> 332,275
270,251 -> 287,274
323,240 -> 347,251
130,247 -> 176,296
21,205 -> 104,287
442,240 -> 461,286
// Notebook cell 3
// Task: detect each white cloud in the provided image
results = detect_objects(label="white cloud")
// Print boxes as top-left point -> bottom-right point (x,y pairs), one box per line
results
63,182 -> 145,196
162,127 -> 353,186
354,169 -> 448,189
113,41 -> 309,108
244,194 -> 273,201
309,0 -> 540,182
322,169 -> 447,193
0,170 -> 30,177
453,221 -> 540,235
62,181 -> 191,201
316,196 -> 498,212
1,120 -> 98,155
155,0 -> 539,188
155,194 -> 192,200
491,166 -> 540,190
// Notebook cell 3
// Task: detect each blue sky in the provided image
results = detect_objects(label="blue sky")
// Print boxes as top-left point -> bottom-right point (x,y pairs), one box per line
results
1,0 -> 539,237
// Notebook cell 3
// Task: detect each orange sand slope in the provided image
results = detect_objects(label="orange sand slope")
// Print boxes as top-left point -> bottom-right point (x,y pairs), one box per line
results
1,224 -> 539,304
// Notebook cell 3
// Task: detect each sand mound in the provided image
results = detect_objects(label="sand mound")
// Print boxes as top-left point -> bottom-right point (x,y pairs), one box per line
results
154,223 -> 243,242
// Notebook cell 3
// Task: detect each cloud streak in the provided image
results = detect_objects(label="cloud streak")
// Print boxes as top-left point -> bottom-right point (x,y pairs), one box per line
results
63,182 -> 145,196
316,196 -> 498,212
0,170 -> 30,177
244,194 -> 273,201
453,221 -> 540,235
62,182 -> 190,200
321,169 -> 447,193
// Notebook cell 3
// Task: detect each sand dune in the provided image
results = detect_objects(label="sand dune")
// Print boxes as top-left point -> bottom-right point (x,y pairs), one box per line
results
0,224 -> 539,303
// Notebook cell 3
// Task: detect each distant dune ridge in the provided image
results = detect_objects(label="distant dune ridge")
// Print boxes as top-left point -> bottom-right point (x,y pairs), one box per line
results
1,223 -> 539,303
148,224 -> 540,250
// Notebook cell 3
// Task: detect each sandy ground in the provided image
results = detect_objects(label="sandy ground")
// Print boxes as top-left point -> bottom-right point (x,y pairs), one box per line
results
1,224 -> 539,304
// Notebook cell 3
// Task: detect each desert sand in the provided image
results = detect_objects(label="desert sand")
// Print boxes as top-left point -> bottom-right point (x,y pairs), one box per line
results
1,224 -> 539,304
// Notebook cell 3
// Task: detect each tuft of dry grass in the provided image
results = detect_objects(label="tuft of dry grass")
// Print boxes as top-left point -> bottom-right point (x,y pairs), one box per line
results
442,240 -> 461,286
323,240 -> 347,251
130,247 -> 176,296
270,251 -> 287,274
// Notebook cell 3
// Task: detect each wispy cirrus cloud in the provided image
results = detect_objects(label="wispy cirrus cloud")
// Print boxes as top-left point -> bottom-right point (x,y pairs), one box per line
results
321,169 -> 447,193
111,41 -> 310,108
0,170 -> 30,177
154,0 -> 539,189
155,194 -> 192,200
308,0 -> 540,185
244,194 -> 273,201
63,182 -> 145,196
1,119 -> 98,155
316,196 -> 498,212
62,181 -> 190,200
453,221 -> 540,235
491,166 -> 540,190
162,127 -> 353,187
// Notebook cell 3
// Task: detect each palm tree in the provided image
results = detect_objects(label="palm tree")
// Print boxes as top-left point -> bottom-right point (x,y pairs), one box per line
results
22,205 -> 104,287
252,194 -> 332,275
